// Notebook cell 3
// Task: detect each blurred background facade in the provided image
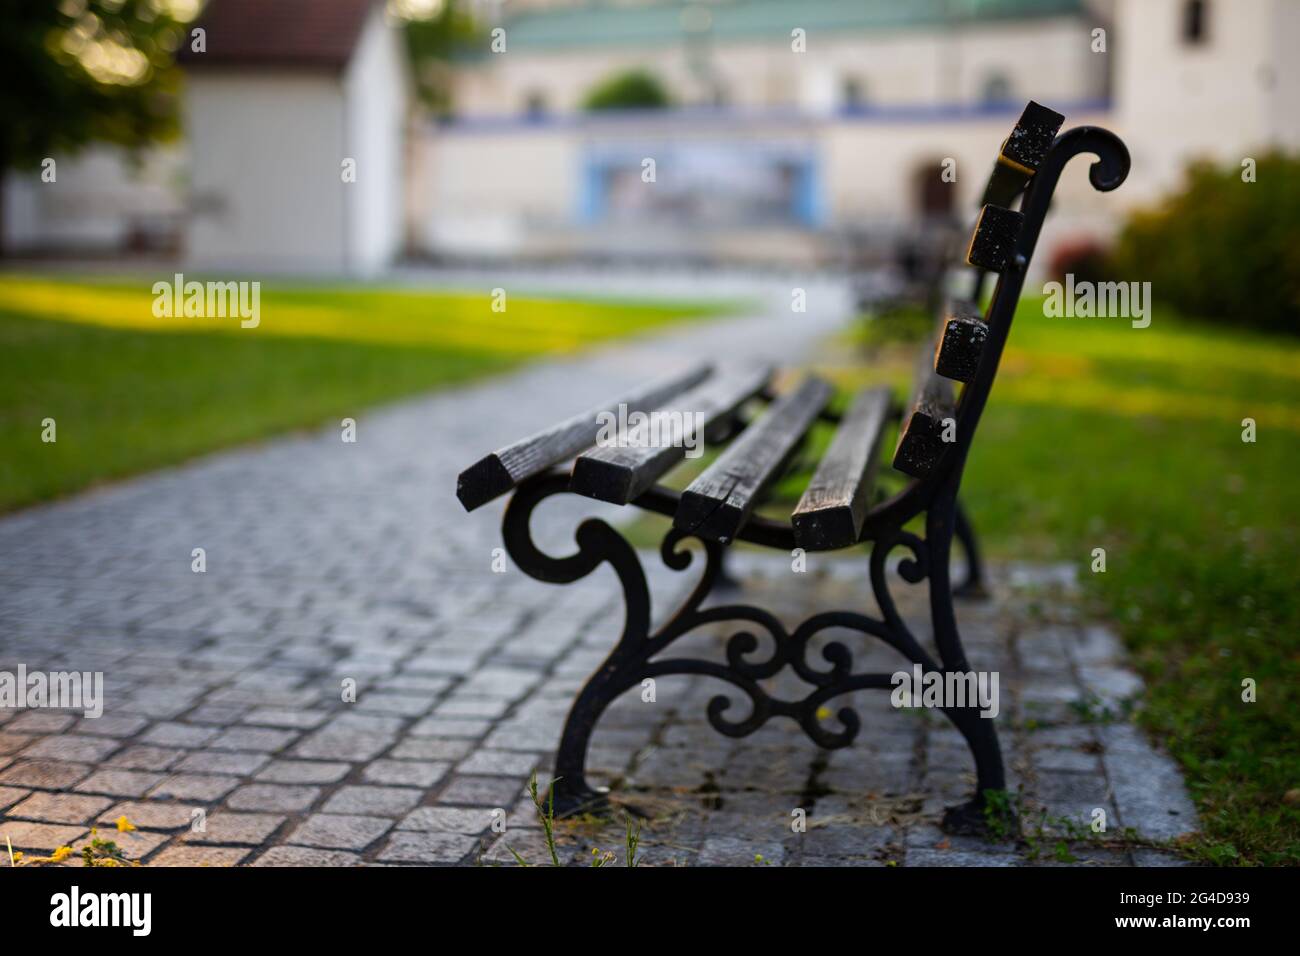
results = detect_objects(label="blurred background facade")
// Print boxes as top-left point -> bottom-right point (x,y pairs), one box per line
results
4,0 -> 1299,278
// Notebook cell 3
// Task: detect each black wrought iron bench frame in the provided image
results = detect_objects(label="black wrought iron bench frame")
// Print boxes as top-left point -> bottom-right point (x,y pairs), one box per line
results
457,104 -> 1129,832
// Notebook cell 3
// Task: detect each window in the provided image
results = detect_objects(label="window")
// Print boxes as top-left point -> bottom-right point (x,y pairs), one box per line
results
841,76 -> 866,112
980,72 -> 1013,105
1183,0 -> 1208,45
523,90 -> 547,119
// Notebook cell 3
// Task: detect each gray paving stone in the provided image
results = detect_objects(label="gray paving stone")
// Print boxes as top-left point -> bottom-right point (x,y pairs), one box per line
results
433,697 -> 512,719
187,812 -> 286,846
209,727 -> 299,753
906,847 -> 1022,866
1132,849 -> 1194,867
241,708 -> 331,729
70,828 -> 170,862
74,768 -> 165,797
0,820 -> 88,851
20,734 -> 120,763
175,751 -> 270,776
142,723 -> 221,748
150,845 -> 249,867
73,714 -> 150,738
397,806 -> 498,834
436,775 -> 526,806
456,749 -> 543,777
4,712 -> 77,734
106,745 -> 187,771
288,814 -> 392,851
1102,740 -> 1199,841
389,737 -> 473,761
1034,747 -> 1103,775
6,792 -> 112,824
697,836 -> 787,867
356,693 -> 434,717
291,729 -> 393,762
0,786 -> 31,811
480,830 -> 575,866
361,759 -> 449,788
408,717 -> 491,739
252,846 -> 362,867
255,760 -> 352,785
322,785 -> 423,816
0,760 -> 91,790
226,784 -> 321,812
99,801 -> 196,831
0,733 -> 33,755
149,774 -> 241,802
378,830 -> 480,864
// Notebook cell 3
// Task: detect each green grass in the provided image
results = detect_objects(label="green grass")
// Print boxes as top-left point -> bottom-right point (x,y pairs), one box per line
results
622,299 -> 1299,863
0,274 -> 725,511
832,299 -> 1300,866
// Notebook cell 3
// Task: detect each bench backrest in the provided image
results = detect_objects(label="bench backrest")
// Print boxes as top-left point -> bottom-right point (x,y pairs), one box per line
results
890,102 -> 1130,491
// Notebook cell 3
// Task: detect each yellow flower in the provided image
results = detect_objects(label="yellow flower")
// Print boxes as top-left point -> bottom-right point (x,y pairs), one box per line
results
815,706 -> 832,721
50,846 -> 74,862
115,816 -> 137,833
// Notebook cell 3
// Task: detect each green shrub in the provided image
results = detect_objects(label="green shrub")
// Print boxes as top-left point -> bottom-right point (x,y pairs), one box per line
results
1108,151 -> 1300,334
582,69 -> 671,111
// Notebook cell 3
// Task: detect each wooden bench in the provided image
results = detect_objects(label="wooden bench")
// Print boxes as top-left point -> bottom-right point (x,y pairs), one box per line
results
457,102 -> 1130,832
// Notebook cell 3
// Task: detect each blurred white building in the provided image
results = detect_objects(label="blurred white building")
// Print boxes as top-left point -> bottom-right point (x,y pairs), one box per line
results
3,0 -> 411,276
417,0 -> 1300,271
182,0 -> 412,274
3,0 -> 1297,276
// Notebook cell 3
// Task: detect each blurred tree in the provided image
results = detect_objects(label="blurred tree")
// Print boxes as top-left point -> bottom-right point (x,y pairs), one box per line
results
0,0 -> 194,251
582,69 -> 672,111
0,0 -> 193,171
1109,152 -> 1300,334
395,0 -> 480,115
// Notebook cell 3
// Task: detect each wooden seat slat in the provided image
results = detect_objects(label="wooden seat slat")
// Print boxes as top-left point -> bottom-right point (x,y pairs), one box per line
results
674,375 -> 833,544
456,362 -> 712,512
791,386 -> 892,551
570,365 -> 773,505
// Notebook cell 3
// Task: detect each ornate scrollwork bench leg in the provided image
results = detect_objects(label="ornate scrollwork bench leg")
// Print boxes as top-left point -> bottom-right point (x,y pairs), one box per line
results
501,469 -> 1006,828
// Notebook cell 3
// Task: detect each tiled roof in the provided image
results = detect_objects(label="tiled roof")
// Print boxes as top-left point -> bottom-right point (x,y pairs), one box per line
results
499,0 -> 1086,50
179,0 -> 377,70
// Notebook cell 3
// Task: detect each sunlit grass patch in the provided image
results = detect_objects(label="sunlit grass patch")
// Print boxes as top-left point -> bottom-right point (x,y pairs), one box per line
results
0,273 -> 728,512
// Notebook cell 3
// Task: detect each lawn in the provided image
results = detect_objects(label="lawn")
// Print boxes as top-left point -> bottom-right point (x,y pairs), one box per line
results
0,273 -> 724,511
834,300 -> 1300,866
623,297 -> 1299,864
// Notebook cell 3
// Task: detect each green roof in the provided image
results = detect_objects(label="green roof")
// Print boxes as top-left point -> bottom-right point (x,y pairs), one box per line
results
502,0 -> 1087,50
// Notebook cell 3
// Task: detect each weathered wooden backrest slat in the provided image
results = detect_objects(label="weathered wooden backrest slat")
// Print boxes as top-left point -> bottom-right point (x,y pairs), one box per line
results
979,101 -> 1066,207
965,204 -> 1025,273
892,342 -> 957,479
935,300 -> 988,384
